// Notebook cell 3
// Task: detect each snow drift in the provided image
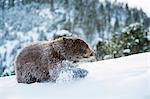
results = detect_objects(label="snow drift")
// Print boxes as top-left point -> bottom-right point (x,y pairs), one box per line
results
0,52 -> 149,99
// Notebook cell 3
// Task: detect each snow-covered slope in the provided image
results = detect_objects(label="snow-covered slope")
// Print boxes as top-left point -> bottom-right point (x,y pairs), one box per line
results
0,52 -> 149,99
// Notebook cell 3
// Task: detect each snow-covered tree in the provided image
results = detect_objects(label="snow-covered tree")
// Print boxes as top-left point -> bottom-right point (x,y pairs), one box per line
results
96,23 -> 150,60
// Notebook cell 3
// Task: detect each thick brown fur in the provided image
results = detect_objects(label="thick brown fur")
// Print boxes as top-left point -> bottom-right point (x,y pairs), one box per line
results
15,37 -> 92,84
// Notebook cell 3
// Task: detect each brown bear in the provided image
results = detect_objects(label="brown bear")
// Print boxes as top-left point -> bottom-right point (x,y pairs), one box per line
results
15,37 -> 92,84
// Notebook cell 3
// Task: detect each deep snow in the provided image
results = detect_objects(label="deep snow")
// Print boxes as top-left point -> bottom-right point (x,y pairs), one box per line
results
0,52 -> 149,99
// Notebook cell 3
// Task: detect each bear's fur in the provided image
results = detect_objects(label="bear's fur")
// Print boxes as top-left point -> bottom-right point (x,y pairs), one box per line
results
15,37 -> 92,84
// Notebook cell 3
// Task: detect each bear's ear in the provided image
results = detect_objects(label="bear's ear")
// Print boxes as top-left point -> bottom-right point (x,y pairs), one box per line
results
62,37 -> 68,43
75,38 -> 84,43
63,37 -> 73,42
63,37 -> 68,41
63,37 -> 74,45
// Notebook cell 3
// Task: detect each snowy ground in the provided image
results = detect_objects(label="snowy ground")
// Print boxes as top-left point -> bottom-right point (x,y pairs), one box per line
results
0,52 -> 149,99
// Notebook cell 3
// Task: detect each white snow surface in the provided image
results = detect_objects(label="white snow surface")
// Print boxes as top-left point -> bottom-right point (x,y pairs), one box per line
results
101,0 -> 150,16
0,52 -> 149,99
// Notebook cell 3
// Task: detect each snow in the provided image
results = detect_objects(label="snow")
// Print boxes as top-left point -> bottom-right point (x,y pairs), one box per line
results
54,30 -> 73,37
122,0 -> 150,16
105,0 -> 150,16
148,28 -> 150,40
123,49 -> 130,53
0,52 -> 149,99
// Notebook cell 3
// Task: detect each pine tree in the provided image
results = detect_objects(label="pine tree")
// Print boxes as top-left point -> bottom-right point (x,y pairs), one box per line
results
111,23 -> 150,57
9,0 -> 15,8
113,17 -> 119,32
96,23 -> 150,60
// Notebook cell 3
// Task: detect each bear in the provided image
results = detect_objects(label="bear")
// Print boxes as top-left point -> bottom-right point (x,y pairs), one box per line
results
15,37 -> 92,84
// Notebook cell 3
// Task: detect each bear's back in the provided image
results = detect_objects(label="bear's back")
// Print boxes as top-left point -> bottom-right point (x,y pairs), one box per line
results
16,42 -> 45,66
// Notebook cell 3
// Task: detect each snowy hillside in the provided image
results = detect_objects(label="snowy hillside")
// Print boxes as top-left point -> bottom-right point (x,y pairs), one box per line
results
0,52 -> 149,99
